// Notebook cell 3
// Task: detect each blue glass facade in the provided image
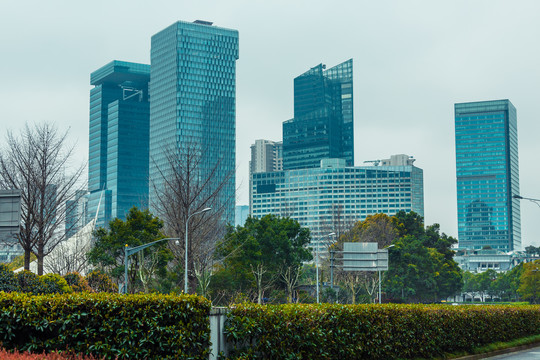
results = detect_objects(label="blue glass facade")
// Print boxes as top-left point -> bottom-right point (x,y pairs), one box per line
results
149,21 -> 239,224
283,59 -> 354,170
251,159 -> 424,252
455,100 -> 521,251
87,61 -> 150,227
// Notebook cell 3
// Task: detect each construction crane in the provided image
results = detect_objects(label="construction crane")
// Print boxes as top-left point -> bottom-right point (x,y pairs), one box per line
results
363,160 -> 381,166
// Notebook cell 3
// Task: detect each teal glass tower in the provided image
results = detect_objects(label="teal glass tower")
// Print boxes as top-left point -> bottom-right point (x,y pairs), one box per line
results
149,20 -> 239,224
283,59 -> 353,170
455,100 -> 521,251
87,61 -> 150,227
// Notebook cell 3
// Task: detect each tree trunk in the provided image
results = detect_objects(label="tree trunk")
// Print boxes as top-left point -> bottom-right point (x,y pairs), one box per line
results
37,242 -> 44,275
24,249 -> 31,271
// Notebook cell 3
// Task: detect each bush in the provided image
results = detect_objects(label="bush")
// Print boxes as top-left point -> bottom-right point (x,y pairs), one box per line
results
0,348 -> 103,359
63,272 -> 91,293
0,292 -> 211,360
224,303 -> 540,359
16,271 -> 42,294
0,264 -> 17,292
85,270 -> 117,293
40,274 -> 72,294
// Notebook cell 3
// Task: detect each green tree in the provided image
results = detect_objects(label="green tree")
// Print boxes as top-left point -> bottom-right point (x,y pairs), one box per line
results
213,215 -> 312,304
518,260 -> 540,304
385,212 -> 462,303
87,207 -> 171,293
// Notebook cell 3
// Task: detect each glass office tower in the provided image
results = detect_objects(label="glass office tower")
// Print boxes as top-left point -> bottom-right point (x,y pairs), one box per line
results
149,20 -> 239,224
283,59 -> 353,170
87,61 -> 150,227
455,100 -> 521,251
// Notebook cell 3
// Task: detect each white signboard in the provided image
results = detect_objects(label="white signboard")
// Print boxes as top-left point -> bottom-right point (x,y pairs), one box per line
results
343,242 -> 388,271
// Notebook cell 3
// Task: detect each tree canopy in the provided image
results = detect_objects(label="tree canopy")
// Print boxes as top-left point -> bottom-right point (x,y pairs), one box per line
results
87,207 -> 172,293
212,215 -> 312,304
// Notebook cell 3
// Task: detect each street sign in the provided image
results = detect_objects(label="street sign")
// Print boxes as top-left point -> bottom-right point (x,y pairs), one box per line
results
343,242 -> 388,271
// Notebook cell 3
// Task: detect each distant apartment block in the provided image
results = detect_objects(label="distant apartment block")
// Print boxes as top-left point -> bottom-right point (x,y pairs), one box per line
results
235,205 -> 249,227
283,59 -> 354,170
454,100 -> 521,251
250,156 -> 424,252
87,61 -> 150,227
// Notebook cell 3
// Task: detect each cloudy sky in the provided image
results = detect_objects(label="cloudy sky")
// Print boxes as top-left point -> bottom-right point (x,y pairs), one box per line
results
1,1 -> 539,247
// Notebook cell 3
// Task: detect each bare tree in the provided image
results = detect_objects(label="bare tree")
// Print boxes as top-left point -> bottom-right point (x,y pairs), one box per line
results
151,142 -> 234,293
280,264 -> 302,303
250,263 -> 275,304
0,123 -> 85,274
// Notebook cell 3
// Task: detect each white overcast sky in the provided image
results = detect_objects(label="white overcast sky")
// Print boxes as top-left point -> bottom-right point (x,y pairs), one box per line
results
1,0 -> 539,247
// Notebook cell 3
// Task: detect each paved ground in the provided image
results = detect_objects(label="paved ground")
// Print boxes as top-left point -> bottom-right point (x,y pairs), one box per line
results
484,345 -> 540,359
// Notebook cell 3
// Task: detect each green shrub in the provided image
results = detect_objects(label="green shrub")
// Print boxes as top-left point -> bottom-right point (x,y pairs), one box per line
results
40,274 -> 72,294
85,270 -> 117,293
16,271 -> 42,294
0,292 -> 211,359
224,303 -> 540,359
0,264 -> 17,292
63,272 -> 91,292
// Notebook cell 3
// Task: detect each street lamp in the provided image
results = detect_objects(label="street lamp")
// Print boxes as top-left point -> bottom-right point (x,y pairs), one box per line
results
316,232 -> 335,304
513,194 -> 540,209
122,238 -> 180,294
185,207 -> 211,293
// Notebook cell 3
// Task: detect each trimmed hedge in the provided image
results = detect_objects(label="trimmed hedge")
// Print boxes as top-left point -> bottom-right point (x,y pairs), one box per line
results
224,303 -> 540,359
0,292 -> 211,360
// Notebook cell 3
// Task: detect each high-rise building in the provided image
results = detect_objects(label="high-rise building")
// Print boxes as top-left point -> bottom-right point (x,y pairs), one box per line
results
149,20 -> 239,224
454,99 -> 521,251
87,61 -> 150,227
65,190 -> 88,239
250,140 -> 283,174
283,59 -> 353,170
250,156 -> 424,252
249,139 -> 283,211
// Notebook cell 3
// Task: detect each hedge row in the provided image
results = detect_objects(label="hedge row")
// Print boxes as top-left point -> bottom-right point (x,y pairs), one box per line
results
224,303 -> 540,359
0,264 -> 117,294
0,292 -> 211,360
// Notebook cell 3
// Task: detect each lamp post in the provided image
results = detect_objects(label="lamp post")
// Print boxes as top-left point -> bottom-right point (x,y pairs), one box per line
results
184,207 -> 211,293
513,194 -> 540,209
122,238 -> 180,294
316,232 -> 335,304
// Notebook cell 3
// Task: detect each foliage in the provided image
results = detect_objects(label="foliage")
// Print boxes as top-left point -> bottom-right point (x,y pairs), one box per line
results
7,253 -> 37,271
85,270 -> 117,293
518,260 -> 540,304
0,264 -> 18,292
63,272 -> 92,293
16,271 -> 43,295
385,213 -> 462,302
213,215 -> 312,304
341,213 -> 397,247
87,207 -> 170,293
224,303 -> 540,359
0,292 -> 211,360
0,348 -> 104,359
39,274 -> 72,294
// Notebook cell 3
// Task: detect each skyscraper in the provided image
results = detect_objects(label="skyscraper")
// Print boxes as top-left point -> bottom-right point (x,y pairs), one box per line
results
149,20 -> 239,224
454,100 -> 521,251
87,61 -> 150,227
249,139 -> 283,213
283,59 -> 353,170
